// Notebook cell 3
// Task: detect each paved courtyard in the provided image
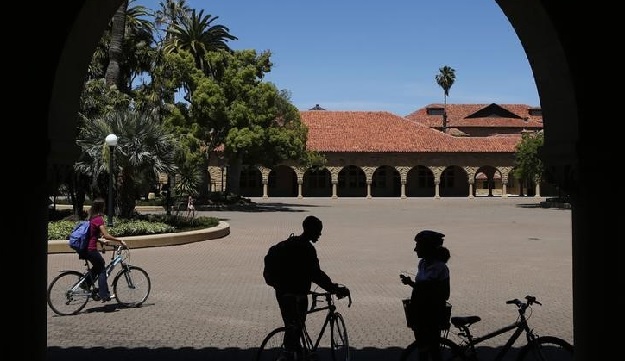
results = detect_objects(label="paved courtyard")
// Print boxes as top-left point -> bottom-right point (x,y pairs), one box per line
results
47,197 -> 573,361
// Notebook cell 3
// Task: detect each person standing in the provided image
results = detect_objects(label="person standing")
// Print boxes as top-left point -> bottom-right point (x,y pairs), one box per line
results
186,195 -> 195,218
400,230 -> 451,361
263,215 -> 350,360
82,197 -> 126,302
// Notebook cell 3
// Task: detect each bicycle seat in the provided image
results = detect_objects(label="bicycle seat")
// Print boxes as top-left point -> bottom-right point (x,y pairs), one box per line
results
451,315 -> 481,328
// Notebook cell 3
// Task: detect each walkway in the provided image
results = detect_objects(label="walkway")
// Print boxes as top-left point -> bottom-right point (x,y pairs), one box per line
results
47,197 -> 573,361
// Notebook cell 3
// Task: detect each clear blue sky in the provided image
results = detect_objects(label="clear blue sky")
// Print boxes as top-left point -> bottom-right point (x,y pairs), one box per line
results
137,0 -> 539,116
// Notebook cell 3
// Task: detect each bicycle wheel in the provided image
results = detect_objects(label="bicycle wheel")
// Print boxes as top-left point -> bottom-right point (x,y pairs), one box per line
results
399,337 -> 465,361
516,336 -> 573,361
256,327 -> 287,361
47,270 -> 90,316
330,312 -> 350,361
112,265 -> 151,307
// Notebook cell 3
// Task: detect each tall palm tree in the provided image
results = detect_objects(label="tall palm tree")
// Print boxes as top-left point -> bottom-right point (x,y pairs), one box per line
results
75,109 -> 178,218
163,9 -> 238,75
435,65 -> 456,133
154,0 -> 191,35
100,0 -> 154,93
105,1 -> 129,89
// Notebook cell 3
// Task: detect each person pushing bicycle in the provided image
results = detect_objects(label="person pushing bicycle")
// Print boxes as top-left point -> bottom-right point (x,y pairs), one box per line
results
263,215 -> 350,361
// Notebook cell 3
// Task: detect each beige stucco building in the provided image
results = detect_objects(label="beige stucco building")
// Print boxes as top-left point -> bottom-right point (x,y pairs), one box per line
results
207,103 -> 554,199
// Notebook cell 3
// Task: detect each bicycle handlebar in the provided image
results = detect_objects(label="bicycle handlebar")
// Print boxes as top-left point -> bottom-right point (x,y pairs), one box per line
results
506,295 -> 542,308
309,287 -> 352,309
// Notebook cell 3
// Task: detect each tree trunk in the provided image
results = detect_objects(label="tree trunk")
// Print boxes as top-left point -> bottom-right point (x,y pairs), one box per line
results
226,156 -> 244,196
105,1 -> 128,90
118,168 -> 137,219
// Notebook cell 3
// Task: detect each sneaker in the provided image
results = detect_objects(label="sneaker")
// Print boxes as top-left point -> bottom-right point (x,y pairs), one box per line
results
101,294 -> 115,302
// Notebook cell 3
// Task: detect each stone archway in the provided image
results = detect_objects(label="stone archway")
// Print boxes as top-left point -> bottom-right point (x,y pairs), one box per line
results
28,1 -> 600,359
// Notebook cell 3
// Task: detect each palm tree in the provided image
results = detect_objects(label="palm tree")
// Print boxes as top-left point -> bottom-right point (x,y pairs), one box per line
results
435,65 -> 456,133
100,0 -> 154,93
105,1 -> 129,89
154,0 -> 192,34
75,109 -> 179,218
163,9 -> 238,76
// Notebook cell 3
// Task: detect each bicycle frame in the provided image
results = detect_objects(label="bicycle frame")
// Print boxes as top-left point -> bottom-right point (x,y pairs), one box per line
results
301,293 -> 339,352
458,318 -> 530,359
449,296 -> 544,361
81,245 -> 127,284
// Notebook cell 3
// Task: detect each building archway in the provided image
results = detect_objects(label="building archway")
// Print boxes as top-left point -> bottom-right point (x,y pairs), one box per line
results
28,1 -> 599,359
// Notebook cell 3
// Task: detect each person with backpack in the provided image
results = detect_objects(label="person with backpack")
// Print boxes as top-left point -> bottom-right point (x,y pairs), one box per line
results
400,230 -> 451,361
82,197 -> 126,302
263,215 -> 350,360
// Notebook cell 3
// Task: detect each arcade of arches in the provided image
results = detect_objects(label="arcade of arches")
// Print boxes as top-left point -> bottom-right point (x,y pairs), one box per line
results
208,162 -> 548,199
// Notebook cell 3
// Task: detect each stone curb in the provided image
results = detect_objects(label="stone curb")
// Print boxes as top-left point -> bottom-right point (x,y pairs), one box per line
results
47,221 -> 230,254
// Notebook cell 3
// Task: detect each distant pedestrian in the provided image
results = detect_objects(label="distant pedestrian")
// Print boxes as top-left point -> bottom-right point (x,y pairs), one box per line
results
186,195 -> 195,218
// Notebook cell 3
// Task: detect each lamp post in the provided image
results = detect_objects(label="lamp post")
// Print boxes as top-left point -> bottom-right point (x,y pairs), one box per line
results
105,133 -> 118,227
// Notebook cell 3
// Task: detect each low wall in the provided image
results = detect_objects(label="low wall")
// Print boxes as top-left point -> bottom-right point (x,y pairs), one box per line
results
48,221 -> 230,254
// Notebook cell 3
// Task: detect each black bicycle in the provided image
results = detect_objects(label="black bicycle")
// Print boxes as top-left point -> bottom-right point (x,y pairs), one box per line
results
400,295 -> 573,361
47,244 -> 151,315
256,287 -> 352,361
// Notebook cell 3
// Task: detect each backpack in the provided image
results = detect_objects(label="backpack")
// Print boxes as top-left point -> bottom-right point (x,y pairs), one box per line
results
263,235 -> 293,287
68,220 -> 90,256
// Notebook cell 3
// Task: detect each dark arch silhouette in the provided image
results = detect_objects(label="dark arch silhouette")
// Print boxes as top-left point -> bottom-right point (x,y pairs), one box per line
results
24,1 -> 603,360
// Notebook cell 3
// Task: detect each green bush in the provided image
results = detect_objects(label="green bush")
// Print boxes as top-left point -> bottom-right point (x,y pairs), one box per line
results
47,215 -> 219,240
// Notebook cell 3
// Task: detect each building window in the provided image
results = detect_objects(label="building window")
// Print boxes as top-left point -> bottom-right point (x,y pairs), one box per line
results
441,168 -> 455,188
373,169 -> 387,188
307,169 -> 327,189
426,107 -> 445,116
417,167 -> 434,188
240,168 -> 259,188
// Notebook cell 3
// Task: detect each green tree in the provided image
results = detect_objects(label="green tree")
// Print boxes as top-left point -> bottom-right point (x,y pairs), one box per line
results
181,49 -> 317,195
435,65 -> 456,133
513,131 -> 544,195
74,109 -> 178,218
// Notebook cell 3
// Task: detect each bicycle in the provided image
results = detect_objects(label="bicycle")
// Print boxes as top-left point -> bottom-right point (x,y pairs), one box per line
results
47,244 -> 151,316
399,295 -> 573,361
256,287 -> 353,361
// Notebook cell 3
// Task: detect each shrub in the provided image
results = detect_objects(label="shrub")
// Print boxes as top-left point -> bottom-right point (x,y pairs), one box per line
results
47,215 -> 219,240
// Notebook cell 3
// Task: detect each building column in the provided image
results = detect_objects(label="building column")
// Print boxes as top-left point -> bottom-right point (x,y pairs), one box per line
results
366,180 -> 372,199
262,180 -> 268,199
401,181 -> 406,199
332,181 -> 338,199
297,179 -> 303,199
468,181 -> 474,199
434,179 -> 441,199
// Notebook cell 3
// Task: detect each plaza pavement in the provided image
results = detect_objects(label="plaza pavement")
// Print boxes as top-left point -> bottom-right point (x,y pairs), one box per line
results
47,197 -> 573,361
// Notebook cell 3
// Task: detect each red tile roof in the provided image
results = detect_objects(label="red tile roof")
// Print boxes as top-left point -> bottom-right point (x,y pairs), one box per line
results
405,103 -> 543,129
300,110 -> 522,153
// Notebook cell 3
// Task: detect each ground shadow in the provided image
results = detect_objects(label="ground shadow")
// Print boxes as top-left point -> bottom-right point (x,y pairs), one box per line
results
47,344 -> 574,361
202,202 -> 328,213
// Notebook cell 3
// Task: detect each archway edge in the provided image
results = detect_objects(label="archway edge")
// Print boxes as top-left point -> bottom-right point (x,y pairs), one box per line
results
36,1 -> 593,360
